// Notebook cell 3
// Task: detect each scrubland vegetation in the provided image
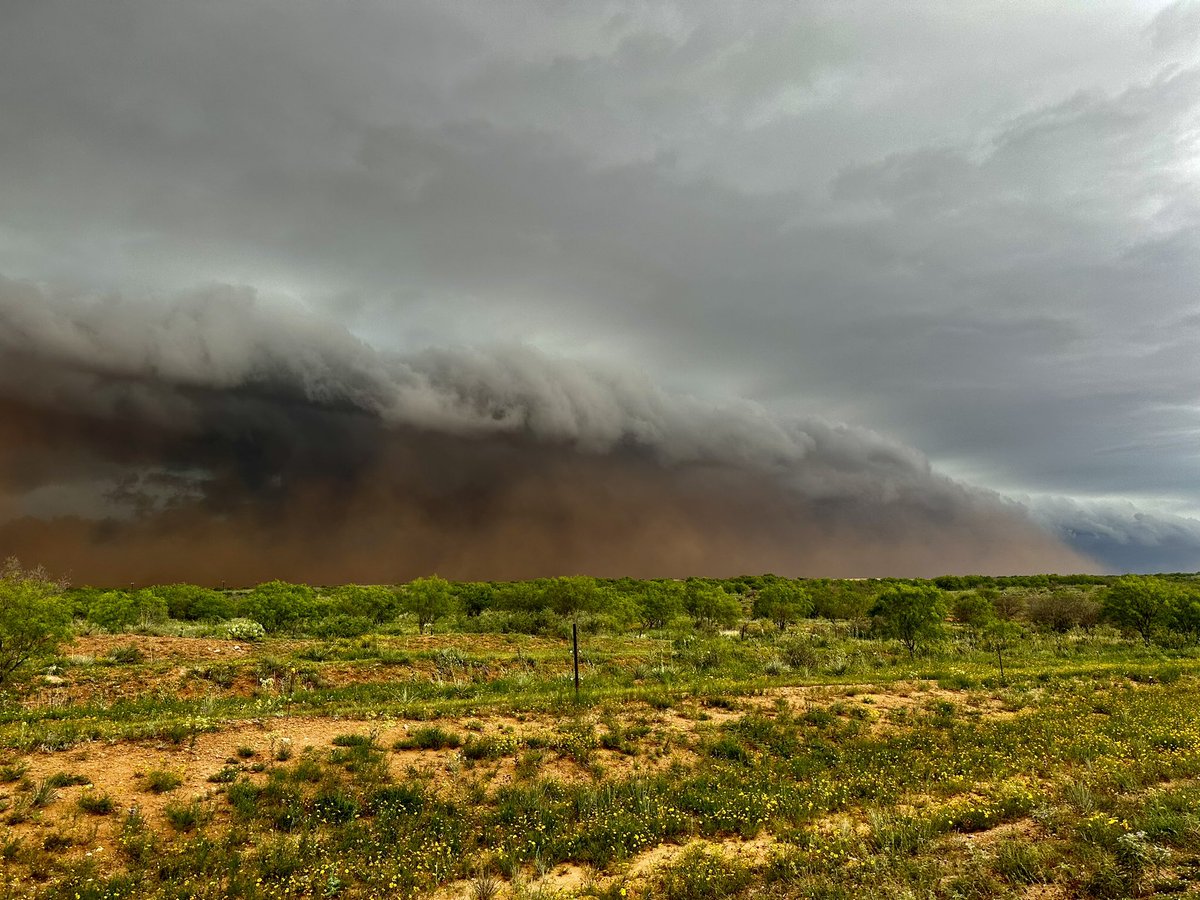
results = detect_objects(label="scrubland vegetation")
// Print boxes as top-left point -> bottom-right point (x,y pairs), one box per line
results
3,560 -> 1200,898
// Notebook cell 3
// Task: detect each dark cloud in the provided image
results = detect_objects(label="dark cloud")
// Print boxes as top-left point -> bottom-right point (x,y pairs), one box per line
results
0,2 -> 1198,575
1031,498 -> 1200,575
0,283 -> 1086,584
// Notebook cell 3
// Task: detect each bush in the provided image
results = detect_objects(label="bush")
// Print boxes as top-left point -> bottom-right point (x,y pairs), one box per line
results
870,584 -> 948,656
105,644 -> 145,664
0,559 -> 71,688
163,799 -> 208,832
77,791 -> 115,815
143,769 -> 183,794
655,845 -> 752,900
394,726 -> 462,751
753,581 -> 813,631
236,581 -> 317,634
309,614 -> 373,638
152,584 -> 233,621
1029,591 -> 1101,633
87,589 -> 168,632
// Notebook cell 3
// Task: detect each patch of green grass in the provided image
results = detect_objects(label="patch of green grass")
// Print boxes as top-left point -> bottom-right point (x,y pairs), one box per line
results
11,580 -> 1200,899
142,769 -> 183,794
163,798 -> 209,832
207,765 -> 241,784
992,838 -> 1052,884
26,779 -> 59,809
331,732 -> 376,748
394,725 -> 462,750
655,845 -> 752,900
463,735 -> 518,760
105,644 -> 145,664
45,771 -> 90,788
0,762 -> 28,782
76,791 -> 116,815
41,831 -> 73,852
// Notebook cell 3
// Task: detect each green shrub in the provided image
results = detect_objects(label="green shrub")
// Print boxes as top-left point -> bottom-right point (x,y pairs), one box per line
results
163,798 -> 208,832
207,766 -> 240,784
0,559 -> 71,688
77,791 -> 115,815
45,771 -> 90,788
87,589 -> 167,632
463,736 -> 517,760
143,769 -> 183,794
236,581 -> 316,634
118,807 -> 156,864
655,845 -> 752,900
104,644 -> 145,664
27,779 -> 58,808
331,733 -> 376,748
0,762 -> 28,783
154,584 -> 233,621
313,788 -> 359,824
394,725 -> 462,750
225,780 -> 260,818
189,663 -> 238,687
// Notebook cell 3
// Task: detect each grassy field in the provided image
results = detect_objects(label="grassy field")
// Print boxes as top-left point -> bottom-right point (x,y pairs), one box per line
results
4,594 -> 1200,898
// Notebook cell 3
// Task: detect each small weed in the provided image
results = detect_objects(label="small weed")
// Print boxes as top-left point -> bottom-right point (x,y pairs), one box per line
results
77,791 -> 116,815
463,735 -> 517,760
41,831 -> 73,852
313,788 -> 359,824
801,707 -> 837,728
993,839 -> 1050,884
0,763 -> 28,783
655,845 -> 751,900
143,769 -> 183,794
163,798 -> 209,832
515,749 -> 545,780
118,807 -> 156,864
394,725 -> 462,750
5,800 -> 31,825
0,837 -> 21,862
45,771 -> 90,788
208,765 -> 241,784
331,733 -> 376,749
162,721 -> 192,745
288,755 -> 324,784
27,780 -> 59,808
105,644 -> 145,664
189,663 -> 238,688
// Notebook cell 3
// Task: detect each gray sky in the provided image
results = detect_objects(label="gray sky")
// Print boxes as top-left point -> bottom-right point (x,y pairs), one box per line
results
2,0 -> 1199,574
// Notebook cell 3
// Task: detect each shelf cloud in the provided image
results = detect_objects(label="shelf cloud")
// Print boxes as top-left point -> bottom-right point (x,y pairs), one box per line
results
0,283 -> 1088,584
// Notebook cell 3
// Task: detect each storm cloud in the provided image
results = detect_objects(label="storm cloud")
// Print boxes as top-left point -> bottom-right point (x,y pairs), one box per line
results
1,1 -> 1197,576
0,283 -> 1087,584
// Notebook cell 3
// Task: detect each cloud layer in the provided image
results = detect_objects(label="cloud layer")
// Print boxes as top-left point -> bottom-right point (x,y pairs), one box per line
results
0,283 -> 1087,584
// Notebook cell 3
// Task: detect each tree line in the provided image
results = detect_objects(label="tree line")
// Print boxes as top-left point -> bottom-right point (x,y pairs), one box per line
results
1,558 -> 1199,689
